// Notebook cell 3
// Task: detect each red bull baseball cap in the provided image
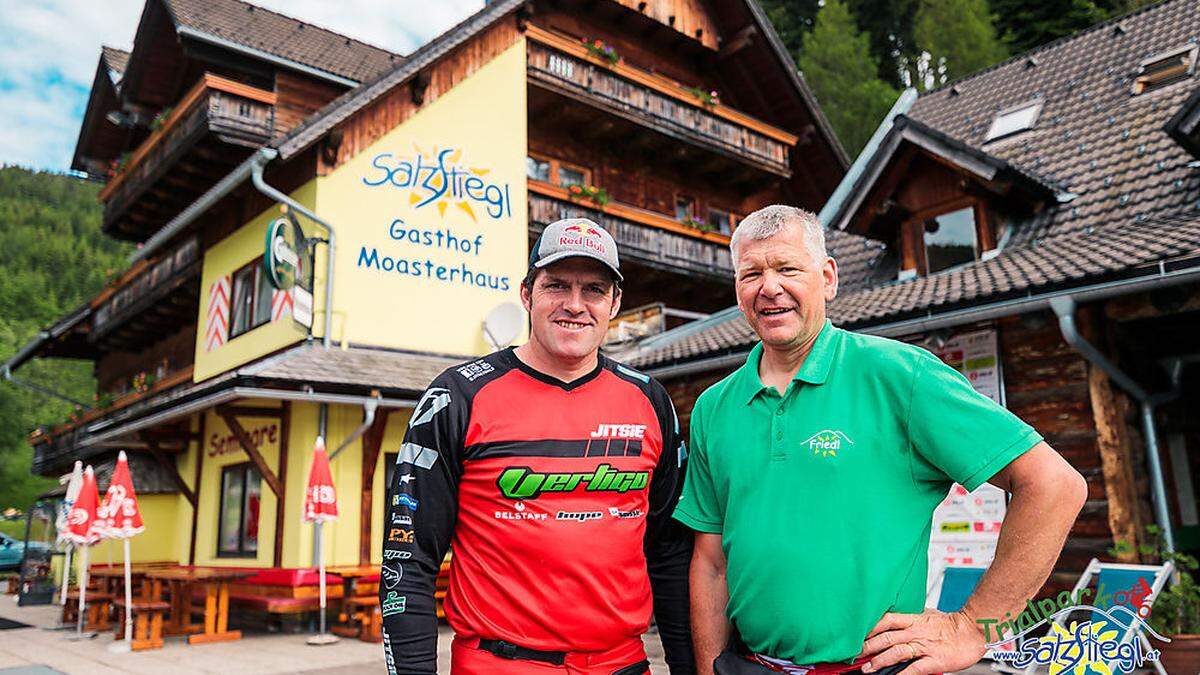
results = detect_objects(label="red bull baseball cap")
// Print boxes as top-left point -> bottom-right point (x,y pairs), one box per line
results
529,217 -> 623,282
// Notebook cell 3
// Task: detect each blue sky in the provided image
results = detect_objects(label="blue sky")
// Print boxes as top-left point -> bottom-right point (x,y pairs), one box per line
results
0,0 -> 483,173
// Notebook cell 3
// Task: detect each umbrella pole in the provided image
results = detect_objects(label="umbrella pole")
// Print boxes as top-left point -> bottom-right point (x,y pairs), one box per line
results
60,545 -> 72,606
76,546 -> 88,635
123,539 -> 133,646
318,522 -> 326,637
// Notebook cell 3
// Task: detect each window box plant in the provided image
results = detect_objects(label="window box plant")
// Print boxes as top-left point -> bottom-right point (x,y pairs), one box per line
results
566,183 -> 610,207
1113,525 -> 1200,673
581,38 -> 619,66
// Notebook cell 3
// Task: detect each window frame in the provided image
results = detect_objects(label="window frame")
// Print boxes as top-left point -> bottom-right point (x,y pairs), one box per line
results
1131,45 -> 1198,95
228,258 -> 273,339
526,153 -> 592,188
984,99 -> 1043,142
216,462 -> 262,558
899,197 -> 997,277
705,206 -> 736,235
675,194 -> 697,222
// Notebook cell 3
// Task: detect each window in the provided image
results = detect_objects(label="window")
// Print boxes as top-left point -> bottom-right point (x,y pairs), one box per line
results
526,155 -> 591,188
675,196 -> 696,221
707,208 -> 735,235
985,100 -> 1042,141
525,156 -> 550,182
922,207 -> 978,274
217,463 -> 261,557
229,259 -> 273,338
1131,45 -> 1198,95
558,165 -> 586,187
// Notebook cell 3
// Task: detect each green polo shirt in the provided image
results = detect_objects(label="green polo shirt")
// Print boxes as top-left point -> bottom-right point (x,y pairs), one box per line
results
673,320 -> 1041,665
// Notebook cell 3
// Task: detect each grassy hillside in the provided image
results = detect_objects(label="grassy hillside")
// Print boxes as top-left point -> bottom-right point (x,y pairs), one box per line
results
0,166 -> 130,509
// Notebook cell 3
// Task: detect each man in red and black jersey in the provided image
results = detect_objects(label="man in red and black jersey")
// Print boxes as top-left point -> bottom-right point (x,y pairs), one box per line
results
381,218 -> 694,675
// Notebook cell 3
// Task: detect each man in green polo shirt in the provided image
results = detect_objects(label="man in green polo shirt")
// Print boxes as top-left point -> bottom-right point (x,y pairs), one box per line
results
676,206 -> 1087,675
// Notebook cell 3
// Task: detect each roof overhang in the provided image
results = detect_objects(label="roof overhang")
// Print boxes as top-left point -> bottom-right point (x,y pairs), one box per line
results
822,114 -> 1068,232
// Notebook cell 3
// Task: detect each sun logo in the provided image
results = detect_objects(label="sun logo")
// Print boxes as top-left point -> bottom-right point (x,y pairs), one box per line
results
1043,619 -> 1121,675
803,429 -> 853,457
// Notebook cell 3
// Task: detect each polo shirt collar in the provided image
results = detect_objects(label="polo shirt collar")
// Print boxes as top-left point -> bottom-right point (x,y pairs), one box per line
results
737,320 -> 840,404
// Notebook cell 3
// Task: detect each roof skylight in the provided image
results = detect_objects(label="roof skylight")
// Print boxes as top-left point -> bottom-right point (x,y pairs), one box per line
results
985,100 -> 1042,142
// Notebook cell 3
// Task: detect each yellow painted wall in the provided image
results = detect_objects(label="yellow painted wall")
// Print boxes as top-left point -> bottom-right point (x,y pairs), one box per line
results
193,405 -> 281,567
315,39 -> 529,356
193,183 -> 314,382
369,407 -> 412,565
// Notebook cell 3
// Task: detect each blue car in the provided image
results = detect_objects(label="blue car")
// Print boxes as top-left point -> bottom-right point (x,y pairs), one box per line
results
0,532 -> 48,571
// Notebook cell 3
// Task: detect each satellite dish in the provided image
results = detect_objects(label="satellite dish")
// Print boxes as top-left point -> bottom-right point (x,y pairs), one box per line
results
483,302 -> 523,350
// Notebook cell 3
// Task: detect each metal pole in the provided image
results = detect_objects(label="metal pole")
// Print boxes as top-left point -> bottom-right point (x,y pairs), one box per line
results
60,545 -> 72,606
317,522 -> 326,637
123,539 -> 133,646
75,546 -> 88,636
1140,402 -> 1177,553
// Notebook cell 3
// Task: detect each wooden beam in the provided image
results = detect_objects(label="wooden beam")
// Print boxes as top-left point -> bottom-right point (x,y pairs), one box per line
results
143,435 -> 196,507
359,411 -> 390,565
274,402 -> 290,568
188,413 -> 206,566
718,25 -> 756,60
219,411 -> 283,498
1084,312 -> 1147,562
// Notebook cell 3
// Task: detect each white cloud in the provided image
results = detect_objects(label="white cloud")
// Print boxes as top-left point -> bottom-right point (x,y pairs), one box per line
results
0,0 -> 482,172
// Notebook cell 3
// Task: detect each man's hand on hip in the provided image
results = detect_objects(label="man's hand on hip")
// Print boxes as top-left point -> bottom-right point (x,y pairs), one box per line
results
858,610 -> 985,674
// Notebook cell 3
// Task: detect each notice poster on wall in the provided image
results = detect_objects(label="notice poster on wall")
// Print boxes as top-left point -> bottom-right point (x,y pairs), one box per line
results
926,328 -> 1007,607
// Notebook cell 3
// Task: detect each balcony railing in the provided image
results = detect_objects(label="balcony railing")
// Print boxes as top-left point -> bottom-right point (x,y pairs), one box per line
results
529,182 -> 733,279
526,27 -> 795,176
92,235 -> 199,341
99,74 -> 276,226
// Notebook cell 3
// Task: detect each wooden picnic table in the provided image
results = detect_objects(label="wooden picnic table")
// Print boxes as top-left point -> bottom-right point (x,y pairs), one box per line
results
88,567 -> 152,599
328,565 -> 381,641
145,567 -> 254,644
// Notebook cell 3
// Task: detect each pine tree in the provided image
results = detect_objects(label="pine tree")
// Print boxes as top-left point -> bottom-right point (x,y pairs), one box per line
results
845,0 -> 920,87
990,0 -> 1108,54
755,0 -> 822,59
913,0 -> 1008,88
798,0 -> 900,156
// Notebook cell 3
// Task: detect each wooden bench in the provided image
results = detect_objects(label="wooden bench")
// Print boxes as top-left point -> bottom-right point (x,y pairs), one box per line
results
63,590 -> 113,631
333,596 -> 382,642
113,598 -> 170,651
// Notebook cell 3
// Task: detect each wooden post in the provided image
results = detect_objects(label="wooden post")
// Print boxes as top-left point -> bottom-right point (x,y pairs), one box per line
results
189,414 -> 205,566
359,412 -> 390,565
1088,362 -> 1146,561
274,403 -> 290,568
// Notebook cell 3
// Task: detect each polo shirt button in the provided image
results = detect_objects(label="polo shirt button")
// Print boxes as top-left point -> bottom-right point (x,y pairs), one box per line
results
776,431 -> 783,439
775,408 -> 783,416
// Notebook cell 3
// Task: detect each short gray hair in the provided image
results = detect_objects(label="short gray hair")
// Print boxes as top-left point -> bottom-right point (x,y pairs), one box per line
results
730,205 -> 827,266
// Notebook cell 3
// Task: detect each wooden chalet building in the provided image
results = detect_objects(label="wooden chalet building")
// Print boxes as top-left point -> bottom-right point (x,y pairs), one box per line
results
5,0 -> 846,575
618,0 -> 1200,592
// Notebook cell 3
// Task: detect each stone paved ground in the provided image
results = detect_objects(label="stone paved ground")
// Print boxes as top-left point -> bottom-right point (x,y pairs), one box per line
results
0,594 -> 1005,674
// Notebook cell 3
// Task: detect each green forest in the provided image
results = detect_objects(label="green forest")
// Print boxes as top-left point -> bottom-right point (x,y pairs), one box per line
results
0,0 -> 1158,512
769,0 -> 1160,154
0,167 -> 129,510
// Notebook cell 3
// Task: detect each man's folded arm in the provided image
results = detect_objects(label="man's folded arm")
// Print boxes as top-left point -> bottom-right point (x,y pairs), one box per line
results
381,376 -> 467,675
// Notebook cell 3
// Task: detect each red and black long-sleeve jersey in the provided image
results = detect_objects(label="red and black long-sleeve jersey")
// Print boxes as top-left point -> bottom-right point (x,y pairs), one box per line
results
381,348 -> 694,675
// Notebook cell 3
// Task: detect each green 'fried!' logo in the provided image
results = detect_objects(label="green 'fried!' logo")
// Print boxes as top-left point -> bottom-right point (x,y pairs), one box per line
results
496,463 -> 649,499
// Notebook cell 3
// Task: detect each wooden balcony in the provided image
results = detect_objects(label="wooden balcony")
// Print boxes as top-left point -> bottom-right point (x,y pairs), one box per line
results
100,74 -> 276,240
526,27 -> 796,178
91,235 -> 200,352
528,181 -> 733,280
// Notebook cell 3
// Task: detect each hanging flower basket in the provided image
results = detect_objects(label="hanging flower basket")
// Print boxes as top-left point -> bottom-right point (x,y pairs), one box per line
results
683,215 -> 717,233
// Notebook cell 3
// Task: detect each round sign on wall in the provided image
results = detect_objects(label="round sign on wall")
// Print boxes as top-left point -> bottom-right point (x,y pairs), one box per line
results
264,215 -> 309,290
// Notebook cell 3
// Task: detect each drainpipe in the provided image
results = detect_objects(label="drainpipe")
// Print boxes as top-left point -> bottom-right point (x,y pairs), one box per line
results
328,397 -> 378,462
1050,296 -> 1180,552
2,360 -> 91,409
248,148 -> 335,349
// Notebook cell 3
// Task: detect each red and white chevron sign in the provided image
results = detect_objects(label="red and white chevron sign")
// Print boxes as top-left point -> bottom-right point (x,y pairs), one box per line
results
205,275 -> 230,351
271,288 -> 293,322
